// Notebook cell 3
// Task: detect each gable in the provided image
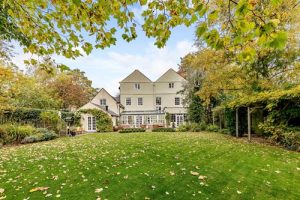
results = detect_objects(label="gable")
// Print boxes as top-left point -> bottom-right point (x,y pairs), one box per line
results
91,88 -> 117,104
120,69 -> 152,83
155,68 -> 186,82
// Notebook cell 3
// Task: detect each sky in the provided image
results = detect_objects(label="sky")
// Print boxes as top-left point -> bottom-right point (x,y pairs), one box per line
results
12,11 -> 197,96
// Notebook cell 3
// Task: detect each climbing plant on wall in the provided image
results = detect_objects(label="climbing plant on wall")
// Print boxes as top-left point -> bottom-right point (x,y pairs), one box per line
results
77,109 -> 113,132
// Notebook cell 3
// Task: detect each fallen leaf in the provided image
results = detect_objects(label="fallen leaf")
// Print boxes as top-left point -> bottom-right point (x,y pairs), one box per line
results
190,171 -> 199,176
30,187 -> 49,193
95,188 -> 103,193
198,175 -> 207,180
0,189 -> 4,193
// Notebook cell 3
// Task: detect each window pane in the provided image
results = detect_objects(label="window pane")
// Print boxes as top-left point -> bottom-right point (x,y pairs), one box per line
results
134,83 -> 140,90
126,98 -> 131,105
156,97 -> 161,105
138,97 -> 143,105
175,97 -> 180,105
100,99 -> 106,105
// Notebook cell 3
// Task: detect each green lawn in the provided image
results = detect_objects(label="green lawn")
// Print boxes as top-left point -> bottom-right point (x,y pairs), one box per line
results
0,132 -> 299,200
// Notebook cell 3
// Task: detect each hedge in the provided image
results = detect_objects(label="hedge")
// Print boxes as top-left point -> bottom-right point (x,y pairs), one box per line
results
119,128 -> 146,133
152,128 -> 175,132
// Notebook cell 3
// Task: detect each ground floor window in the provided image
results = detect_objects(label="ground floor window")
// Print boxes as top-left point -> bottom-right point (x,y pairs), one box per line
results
170,114 -> 186,127
120,114 -> 165,127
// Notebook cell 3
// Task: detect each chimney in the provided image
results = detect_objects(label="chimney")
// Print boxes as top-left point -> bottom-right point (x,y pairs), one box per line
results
105,105 -> 108,111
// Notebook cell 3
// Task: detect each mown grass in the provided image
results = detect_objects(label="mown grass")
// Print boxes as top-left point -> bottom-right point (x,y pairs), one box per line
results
0,132 -> 299,200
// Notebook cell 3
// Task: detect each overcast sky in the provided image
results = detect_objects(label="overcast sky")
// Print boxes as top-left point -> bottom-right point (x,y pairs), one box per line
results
12,8 -> 197,96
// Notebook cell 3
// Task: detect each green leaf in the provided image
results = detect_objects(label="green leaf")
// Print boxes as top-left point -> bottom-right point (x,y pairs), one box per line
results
236,0 -> 249,16
196,23 -> 207,38
208,10 -> 218,23
269,31 -> 287,49
72,0 -> 81,6
57,64 -> 70,72
82,42 -> 93,55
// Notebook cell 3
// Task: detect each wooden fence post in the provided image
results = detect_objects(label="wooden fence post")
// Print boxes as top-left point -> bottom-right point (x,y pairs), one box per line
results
247,107 -> 251,141
235,108 -> 239,137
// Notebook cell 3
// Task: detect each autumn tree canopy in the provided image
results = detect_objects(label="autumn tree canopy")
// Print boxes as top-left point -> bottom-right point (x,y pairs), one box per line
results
0,0 -> 297,63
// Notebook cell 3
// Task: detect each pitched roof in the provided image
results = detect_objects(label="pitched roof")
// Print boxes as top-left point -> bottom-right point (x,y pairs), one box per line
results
90,103 -> 119,117
120,69 -> 152,83
92,88 -> 118,103
155,68 -> 186,82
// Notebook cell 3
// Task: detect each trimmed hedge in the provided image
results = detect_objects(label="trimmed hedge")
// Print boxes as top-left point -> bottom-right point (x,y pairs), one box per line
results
119,128 -> 145,133
152,128 -> 175,132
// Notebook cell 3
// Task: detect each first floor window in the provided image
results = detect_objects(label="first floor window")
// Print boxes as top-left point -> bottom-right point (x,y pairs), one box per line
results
156,97 -> 161,105
138,97 -> 143,105
126,97 -> 131,105
175,97 -> 180,105
100,98 -> 106,106
134,83 -> 141,90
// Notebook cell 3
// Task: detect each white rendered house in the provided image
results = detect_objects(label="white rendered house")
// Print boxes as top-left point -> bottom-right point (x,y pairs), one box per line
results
119,68 -> 187,128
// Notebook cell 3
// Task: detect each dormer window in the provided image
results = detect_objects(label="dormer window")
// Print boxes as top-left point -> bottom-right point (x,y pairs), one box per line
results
100,99 -> 106,106
169,82 -> 174,88
134,83 -> 140,90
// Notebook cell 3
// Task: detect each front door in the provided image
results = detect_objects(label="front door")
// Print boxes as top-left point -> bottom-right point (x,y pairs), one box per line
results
87,116 -> 96,131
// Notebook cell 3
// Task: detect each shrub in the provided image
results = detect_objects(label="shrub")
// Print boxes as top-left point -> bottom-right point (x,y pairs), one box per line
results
199,123 -> 207,131
177,124 -> 190,132
119,128 -> 145,133
21,135 -> 40,144
206,124 -> 219,132
259,121 -> 300,151
38,129 -> 58,141
281,132 -> 300,152
21,128 -> 58,144
219,128 -> 230,134
258,122 -> 285,139
189,123 -> 208,132
0,124 -> 36,144
152,128 -> 175,132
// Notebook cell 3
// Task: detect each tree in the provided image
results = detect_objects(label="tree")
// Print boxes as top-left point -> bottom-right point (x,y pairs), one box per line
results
0,64 -> 61,110
49,69 -> 96,110
0,0 -> 297,60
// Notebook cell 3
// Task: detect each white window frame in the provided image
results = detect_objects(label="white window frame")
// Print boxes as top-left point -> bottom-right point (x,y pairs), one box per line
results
88,116 -> 96,131
175,97 -> 180,105
134,83 -> 141,90
126,97 -> 131,106
169,82 -> 174,88
138,97 -> 143,106
100,98 -> 106,106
